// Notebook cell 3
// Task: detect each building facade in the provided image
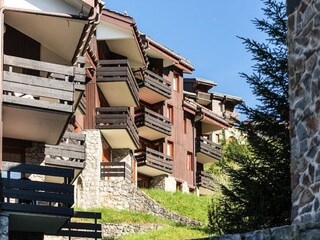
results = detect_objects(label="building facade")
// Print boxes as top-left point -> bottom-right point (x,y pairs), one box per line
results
0,2 -> 242,239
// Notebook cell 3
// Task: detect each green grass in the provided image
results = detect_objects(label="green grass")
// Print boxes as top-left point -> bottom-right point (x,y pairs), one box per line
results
142,189 -> 211,224
112,226 -> 210,240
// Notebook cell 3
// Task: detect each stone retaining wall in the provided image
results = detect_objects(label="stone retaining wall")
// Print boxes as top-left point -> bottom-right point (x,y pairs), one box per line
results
98,178 -> 202,226
44,223 -> 163,240
0,215 -> 8,240
287,0 -> 320,224
199,223 -> 320,240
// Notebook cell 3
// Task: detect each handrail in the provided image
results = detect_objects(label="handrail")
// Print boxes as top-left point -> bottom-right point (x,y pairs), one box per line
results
1,163 -> 74,217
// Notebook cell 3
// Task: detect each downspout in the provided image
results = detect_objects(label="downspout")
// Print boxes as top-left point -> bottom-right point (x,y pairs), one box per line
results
0,4 -> 4,172
72,1 -> 104,65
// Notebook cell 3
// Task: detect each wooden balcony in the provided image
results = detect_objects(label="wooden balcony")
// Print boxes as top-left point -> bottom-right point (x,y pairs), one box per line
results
196,136 -> 222,164
2,163 -> 74,234
135,147 -> 173,176
45,132 -> 86,181
100,162 -> 133,182
97,59 -> 139,107
138,69 -> 171,104
196,92 -> 211,106
196,171 -> 215,195
96,107 -> 139,149
135,108 -> 171,140
48,211 -> 102,239
2,54 -> 85,145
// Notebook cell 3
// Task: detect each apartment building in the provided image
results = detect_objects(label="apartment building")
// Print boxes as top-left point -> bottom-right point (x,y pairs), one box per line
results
0,0 -> 103,239
0,2 -> 242,238
74,8 -> 242,199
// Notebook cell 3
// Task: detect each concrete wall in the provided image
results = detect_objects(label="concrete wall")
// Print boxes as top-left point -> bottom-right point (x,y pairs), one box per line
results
287,0 -> 320,224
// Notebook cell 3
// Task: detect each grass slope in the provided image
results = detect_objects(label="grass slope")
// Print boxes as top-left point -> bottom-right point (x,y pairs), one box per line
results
143,189 -> 211,224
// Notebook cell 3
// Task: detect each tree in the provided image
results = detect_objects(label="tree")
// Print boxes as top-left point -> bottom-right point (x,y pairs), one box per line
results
208,0 -> 290,234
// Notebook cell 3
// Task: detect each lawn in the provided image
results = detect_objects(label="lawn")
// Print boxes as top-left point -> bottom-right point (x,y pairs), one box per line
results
143,189 -> 212,224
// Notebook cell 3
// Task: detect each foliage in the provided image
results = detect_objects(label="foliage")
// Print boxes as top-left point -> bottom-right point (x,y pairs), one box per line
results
208,0 -> 290,234
143,188 -> 211,224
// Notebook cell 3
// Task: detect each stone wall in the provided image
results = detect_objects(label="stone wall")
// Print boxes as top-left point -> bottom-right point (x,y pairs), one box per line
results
75,130 -> 102,208
102,223 -> 163,239
98,178 -> 202,226
76,130 -> 201,226
199,222 -> 320,240
287,0 -> 320,224
0,215 -> 8,240
45,223 -> 163,240
150,175 -> 177,192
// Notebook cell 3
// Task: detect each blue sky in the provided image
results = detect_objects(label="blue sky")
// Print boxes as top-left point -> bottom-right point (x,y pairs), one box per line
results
106,1 -> 267,111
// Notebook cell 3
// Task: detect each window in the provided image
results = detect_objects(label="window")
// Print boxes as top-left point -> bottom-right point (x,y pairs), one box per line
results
172,73 -> 179,92
167,105 -> 174,123
184,117 -> 187,134
187,152 -> 193,171
167,141 -> 174,159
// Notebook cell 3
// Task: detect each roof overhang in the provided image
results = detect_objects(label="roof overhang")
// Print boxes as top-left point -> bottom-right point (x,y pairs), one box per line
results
4,9 -> 91,64
143,35 -> 194,74
96,9 -> 147,69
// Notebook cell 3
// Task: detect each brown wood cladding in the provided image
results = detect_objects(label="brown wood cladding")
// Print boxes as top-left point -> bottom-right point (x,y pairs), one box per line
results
163,67 -> 195,186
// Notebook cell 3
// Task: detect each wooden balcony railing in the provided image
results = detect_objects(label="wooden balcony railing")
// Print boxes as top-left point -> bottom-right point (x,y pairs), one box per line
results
196,171 -> 215,192
135,108 -> 171,137
196,136 -> 222,161
96,107 -> 139,148
139,69 -> 171,99
100,162 -> 133,182
1,163 -> 74,217
3,54 -> 84,113
45,132 -> 86,169
49,211 -> 102,239
135,147 -> 173,174
97,59 -> 139,105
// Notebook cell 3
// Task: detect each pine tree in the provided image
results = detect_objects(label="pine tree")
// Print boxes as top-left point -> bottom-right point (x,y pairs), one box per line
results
208,0 -> 290,234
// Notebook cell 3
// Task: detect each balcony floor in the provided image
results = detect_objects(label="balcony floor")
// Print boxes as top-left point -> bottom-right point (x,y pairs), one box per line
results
3,104 -> 69,145
198,186 -> 214,196
138,126 -> 169,141
98,82 -> 138,107
100,129 -> 137,149
137,165 -> 169,177
196,152 -> 219,164
139,86 -> 169,104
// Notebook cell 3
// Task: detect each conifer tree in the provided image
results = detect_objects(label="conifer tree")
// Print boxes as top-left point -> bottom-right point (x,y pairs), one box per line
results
208,0 -> 290,234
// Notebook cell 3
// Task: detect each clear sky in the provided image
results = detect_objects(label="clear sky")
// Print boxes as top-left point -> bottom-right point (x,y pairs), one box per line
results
106,0 -> 267,111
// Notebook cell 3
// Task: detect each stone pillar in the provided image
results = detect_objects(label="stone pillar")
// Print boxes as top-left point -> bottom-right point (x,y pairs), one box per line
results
150,175 -> 176,192
287,0 -> 320,224
75,130 -> 102,208
0,215 -> 8,240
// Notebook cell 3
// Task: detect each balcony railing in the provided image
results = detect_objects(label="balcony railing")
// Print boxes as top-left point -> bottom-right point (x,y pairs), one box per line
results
196,136 -> 222,163
97,59 -> 139,107
2,163 -> 74,217
49,211 -> 102,239
45,132 -> 86,178
101,162 -> 133,182
196,92 -> 211,105
135,147 -> 173,175
138,69 -> 171,103
196,171 -> 215,192
3,54 -> 83,113
96,107 -> 139,149
2,54 -> 85,144
135,108 -> 171,140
